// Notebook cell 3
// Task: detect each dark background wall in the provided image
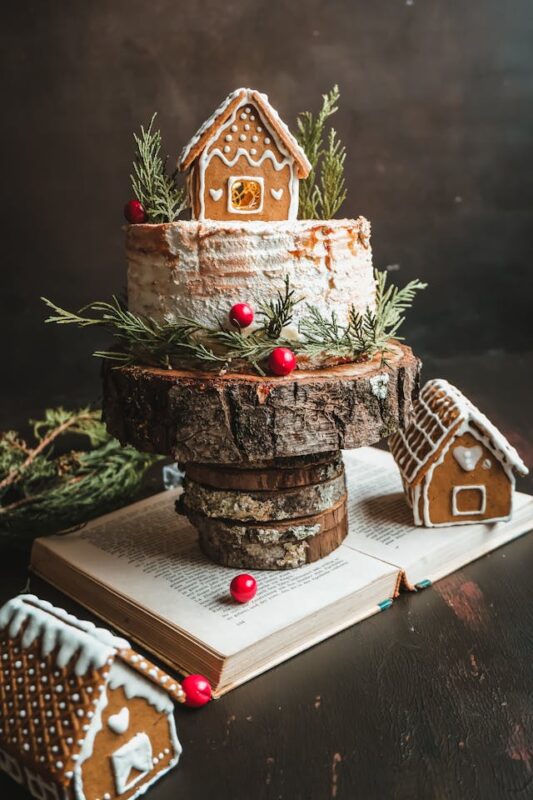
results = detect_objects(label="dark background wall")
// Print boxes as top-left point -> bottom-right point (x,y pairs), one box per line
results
1,0 -> 532,428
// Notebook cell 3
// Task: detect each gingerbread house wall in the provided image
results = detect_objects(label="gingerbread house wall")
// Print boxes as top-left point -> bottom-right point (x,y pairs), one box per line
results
75,662 -> 179,800
192,101 -> 296,221
417,429 -> 513,526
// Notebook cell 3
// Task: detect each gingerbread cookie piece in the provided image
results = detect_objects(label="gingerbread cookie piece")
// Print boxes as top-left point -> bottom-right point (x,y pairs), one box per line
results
389,379 -> 528,527
0,594 -> 184,800
177,88 -> 311,221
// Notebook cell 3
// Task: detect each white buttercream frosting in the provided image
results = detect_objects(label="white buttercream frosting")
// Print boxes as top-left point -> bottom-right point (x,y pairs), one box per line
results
126,217 -> 375,332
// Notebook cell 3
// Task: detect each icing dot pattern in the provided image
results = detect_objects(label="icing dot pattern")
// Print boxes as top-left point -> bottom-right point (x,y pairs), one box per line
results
0,629 -> 105,784
208,103 -> 284,167
0,595 -> 185,792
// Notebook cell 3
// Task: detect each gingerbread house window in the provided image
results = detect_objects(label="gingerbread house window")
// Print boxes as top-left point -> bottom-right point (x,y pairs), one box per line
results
452,485 -> 486,516
227,176 -> 264,214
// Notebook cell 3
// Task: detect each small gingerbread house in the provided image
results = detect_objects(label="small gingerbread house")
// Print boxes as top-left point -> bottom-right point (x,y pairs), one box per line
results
389,379 -> 528,527
178,87 -> 311,222
0,594 -> 183,800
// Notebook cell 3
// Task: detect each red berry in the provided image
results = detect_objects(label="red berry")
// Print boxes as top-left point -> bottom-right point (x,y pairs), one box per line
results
229,303 -> 254,329
124,199 -> 147,224
268,347 -> 296,376
230,574 -> 257,604
182,674 -> 212,708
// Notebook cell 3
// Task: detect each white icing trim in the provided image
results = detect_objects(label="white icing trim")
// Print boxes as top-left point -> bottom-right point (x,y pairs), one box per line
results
270,187 -> 283,200
0,596 -> 127,676
111,733 -> 153,795
109,660 -> 173,714
196,98 -> 299,221
452,485 -> 487,516
178,88 -> 310,175
73,683 -> 109,800
227,175 -> 264,214
420,421 -> 517,526
452,445 -> 482,472
209,188 -> 223,202
391,379 -> 528,485
25,766 -> 63,799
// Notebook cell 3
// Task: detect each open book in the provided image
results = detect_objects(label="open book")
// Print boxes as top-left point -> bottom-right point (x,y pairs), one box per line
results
30,448 -> 533,696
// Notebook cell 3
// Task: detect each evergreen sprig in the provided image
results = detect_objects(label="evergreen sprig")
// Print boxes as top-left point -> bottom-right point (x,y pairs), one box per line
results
43,270 -> 426,374
131,113 -> 187,223
296,86 -> 347,220
298,270 -> 427,360
0,408 -> 160,545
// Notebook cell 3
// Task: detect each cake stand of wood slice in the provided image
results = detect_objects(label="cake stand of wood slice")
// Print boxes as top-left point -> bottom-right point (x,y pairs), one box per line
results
103,341 -> 420,570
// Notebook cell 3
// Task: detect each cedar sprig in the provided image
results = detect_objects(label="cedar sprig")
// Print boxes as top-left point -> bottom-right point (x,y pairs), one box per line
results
298,270 -> 427,359
43,270 -> 426,373
0,408 -> 159,545
131,113 -> 187,223
42,296 -> 224,369
296,86 -> 346,220
256,276 -> 301,339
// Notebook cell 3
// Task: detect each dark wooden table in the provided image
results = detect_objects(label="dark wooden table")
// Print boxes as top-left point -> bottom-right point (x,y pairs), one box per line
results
1,353 -> 533,800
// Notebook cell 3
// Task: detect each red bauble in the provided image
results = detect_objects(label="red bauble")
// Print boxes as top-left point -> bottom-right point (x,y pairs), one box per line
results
229,303 -> 254,329
230,574 -> 257,604
124,199 -> 147,224
182,674 -> 212,708
268,347 -> 296,376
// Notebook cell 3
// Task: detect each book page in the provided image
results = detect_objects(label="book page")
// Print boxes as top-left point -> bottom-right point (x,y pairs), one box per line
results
37,491 -> 397,657
343,448 -> 533,585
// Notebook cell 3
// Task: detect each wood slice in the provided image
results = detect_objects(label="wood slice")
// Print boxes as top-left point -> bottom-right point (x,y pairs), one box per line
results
182,472 -> 346,522
185,453 -> 343,491
186,496 -> 348,569
103,341 -> 420,464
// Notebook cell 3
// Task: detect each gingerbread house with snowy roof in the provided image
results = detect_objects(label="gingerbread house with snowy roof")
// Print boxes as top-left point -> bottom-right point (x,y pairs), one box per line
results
389,379 -> 528,527
178,87 -> 311,222
0,594 -> 183,800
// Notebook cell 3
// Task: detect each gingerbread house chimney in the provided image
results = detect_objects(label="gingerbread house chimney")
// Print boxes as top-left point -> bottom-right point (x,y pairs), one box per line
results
178,88 -> 311,222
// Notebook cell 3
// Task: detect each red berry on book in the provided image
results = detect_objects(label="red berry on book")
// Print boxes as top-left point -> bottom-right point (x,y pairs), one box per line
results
230,574 -> 257,604
124,199 -> 147,224
229,303 -> 254,329
182,674 -> 212,708
268,347 -> 296,376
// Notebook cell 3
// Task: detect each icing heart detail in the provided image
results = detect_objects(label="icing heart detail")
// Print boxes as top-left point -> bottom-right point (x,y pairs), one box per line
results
108,706 -> 130,735
209,188 -> 223,202
270,188 -> 283,201
453,445 -> 482,472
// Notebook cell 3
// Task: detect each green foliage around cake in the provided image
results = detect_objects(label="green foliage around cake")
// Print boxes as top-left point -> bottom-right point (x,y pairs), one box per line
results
0,407 -> 160,546
296,86 -> 347,220
131,113 -> 187,223
42,270 -> 426,375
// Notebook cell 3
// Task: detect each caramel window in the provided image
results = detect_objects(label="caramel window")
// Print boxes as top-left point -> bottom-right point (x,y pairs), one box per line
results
228,177 -> 263,213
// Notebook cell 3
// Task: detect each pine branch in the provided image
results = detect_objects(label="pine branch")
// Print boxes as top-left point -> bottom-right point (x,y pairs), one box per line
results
0,409 -> 160,544
298,270 -> 427,360
296,86 -> 346,220
319,128 -> 347,219
43,271 -> 426,373
131,113 -> 187,223
256,276 -> 301,339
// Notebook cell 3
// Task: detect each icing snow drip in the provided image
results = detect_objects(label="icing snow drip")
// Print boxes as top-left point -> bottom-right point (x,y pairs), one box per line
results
0,595 -> 130,676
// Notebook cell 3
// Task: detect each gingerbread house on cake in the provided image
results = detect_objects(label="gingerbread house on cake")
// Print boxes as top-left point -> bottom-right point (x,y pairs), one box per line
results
177,87 -> 311,221
0,594 -> 183,800
389,379 -> 528,527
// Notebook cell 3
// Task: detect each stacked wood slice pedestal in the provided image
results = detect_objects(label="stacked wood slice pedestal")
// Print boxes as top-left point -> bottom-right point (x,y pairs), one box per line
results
102,341 -> 421,570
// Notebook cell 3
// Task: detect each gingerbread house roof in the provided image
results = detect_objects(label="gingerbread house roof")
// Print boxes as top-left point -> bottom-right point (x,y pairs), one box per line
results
389,379 -> 528,487
177,87 -> 312,178
0,594 -> 184,787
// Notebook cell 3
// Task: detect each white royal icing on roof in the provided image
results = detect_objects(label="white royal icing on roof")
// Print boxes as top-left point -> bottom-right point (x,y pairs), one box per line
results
390,379 -> 528,485
178,88 -> 311,175
0,595 -> 130,676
